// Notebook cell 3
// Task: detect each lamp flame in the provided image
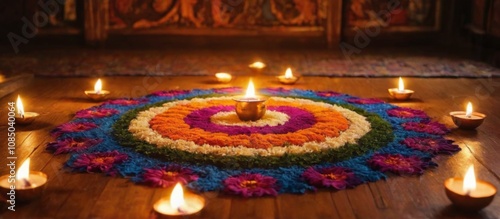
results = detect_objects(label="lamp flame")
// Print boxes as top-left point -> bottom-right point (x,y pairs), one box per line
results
170,183 -> 185,211
250,62 -> 265,69
245,79 -> 256,98
16,95 -> 25,117
285,68 -> 293,79
16,158 -> 30,181
463,165 -> 476,195
466,102 -> 473,117
94,79 -> 102,94
398,77 -> 405,91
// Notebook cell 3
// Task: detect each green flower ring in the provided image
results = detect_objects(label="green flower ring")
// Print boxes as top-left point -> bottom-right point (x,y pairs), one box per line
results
114,96 -> 393,168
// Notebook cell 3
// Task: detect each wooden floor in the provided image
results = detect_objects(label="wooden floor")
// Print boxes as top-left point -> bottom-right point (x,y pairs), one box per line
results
1,76 -> 500,219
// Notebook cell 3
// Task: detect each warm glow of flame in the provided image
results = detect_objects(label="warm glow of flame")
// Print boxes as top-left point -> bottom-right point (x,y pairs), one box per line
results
398,77 -> 405,91
463,165 -> 476,194
250,62 -> 265,68
170,183 -> 185,210
466,102 -> 473,117
16,158 -> 30,181
245,79 -> 256,98
94,79 -> 102,93
215,73 -> 231,79
285,68 -> 293,78
16,95 -> 25,117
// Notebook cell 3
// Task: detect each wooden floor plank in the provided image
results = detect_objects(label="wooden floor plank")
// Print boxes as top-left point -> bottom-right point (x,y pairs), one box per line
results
1,76 -> 499,219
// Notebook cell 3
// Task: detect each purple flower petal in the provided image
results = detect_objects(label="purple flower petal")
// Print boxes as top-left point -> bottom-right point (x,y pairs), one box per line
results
387,107 -> 428,119
47,138 -> 102,155
223,173 -> 278,197
402,137 -> 461,155
75,108 -> 119,119
368,154 -> 435,175
402,121 -> 449,135
51,122 -> 98,137
72,151 -> 128,176
347,98 -> 385,104
142,165 -> 199,188
302,167 -> 361,190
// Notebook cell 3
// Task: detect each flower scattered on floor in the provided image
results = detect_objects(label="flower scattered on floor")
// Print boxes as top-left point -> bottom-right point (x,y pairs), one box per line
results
302,167 -> 361,190
402,137 -> 460,155
141,165 -> 199,188
47,138 -> 102,155
150,90 -> 190,97
223,173 -> 279,197
104,98 -> 148,106
317,91 -> 343,97
387,107 -> 428,119
75,108 -> 119,119
347,98 -> 385,104
402,121 -> 449,135
72,151 -> 128,175
368,154 -> 435,175
51,122 -> 98,137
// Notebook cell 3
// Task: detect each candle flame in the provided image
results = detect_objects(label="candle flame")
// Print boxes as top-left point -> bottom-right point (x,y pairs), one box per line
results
285,68 -> 293,79
463,165 -> 476,195
16,95 -> 25,117
245,79 -> 256,98
466,102 -> 473,117
215,73 -> 231,79
94,79 -> 102,94
250,61 -> 265,69
16,158 -> 30,181
170,183 -> 185,210
398,77 -> 405,91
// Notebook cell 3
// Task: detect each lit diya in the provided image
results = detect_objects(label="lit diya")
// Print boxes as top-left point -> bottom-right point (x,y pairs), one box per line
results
153,183 -> 205,217
388,77 -> 414,100
85,79 -> 110,101
0,158 -> 48,202
445,165 -> 496,211
450,102 -> 486,129
215,73 -> 233,83
14,95 -> 39,125
248,61 -> 266,74
234,79 -> 267,121
277,68 -> 300,85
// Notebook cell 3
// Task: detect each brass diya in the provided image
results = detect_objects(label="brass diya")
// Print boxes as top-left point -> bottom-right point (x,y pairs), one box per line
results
234,98 -> 267,121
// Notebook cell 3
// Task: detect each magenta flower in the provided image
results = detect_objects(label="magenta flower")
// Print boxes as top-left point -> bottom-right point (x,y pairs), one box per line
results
104,98 -> 147,106
402,121 -> 449,135
213,87 -> 243,94
51,122 -> 98,137
302,167 -> 361,189
75,108 -> 119,119
142,165 -> 199,188
402,137 -> 460,155
223,173 -> 279,197
387,107 -> 428,119
347,98 -> 385,104
368,154 -> 435,175
261,87 -> 291,95
47,138 -> 102,155
317,91 -> 343,97
150,90 -> 190,97
72,151 -> 128,175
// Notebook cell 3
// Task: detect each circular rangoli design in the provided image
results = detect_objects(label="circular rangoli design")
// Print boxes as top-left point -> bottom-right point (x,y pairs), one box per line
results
48,87 -> 460,197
